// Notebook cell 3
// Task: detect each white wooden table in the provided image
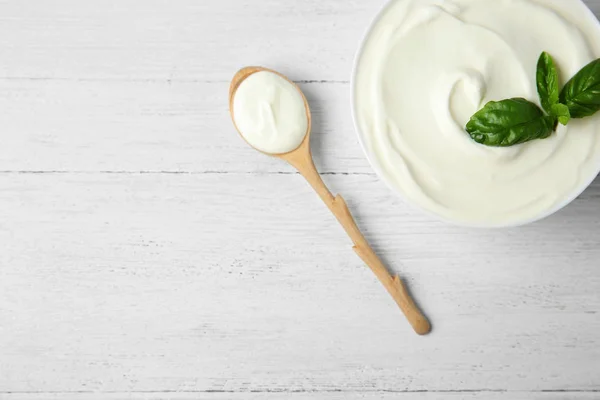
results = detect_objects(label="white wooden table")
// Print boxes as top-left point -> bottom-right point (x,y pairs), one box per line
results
1,1 -> 600,399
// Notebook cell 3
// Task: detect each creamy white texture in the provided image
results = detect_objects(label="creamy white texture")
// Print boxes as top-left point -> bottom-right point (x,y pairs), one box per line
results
355,0 -> 600,226
234,71 -> 308,154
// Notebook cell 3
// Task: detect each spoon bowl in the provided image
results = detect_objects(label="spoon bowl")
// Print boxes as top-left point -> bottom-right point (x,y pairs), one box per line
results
229,66 -> 312,157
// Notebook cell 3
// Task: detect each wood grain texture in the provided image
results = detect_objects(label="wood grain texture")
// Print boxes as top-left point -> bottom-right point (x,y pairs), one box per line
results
1,174 -> 600,394
2,393 -> 600,400
1,0 -> 600,398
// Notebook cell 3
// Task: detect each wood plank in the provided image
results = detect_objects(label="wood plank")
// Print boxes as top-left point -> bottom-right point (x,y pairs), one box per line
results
0,80 -> 366,174
1,0 -> 598,82
0,0 -> 379,82
1,173 -> 599,392
1,392 -> 599,400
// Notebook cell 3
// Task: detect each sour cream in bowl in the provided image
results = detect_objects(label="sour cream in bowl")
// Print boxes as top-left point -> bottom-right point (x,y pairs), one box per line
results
352,0 -> 600,227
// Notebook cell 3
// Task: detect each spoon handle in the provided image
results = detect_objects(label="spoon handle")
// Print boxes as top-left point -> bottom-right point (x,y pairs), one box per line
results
285,150 -> 431,335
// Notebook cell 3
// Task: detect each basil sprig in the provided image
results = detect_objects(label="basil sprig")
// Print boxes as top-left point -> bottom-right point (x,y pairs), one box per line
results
466,52 -> 600,147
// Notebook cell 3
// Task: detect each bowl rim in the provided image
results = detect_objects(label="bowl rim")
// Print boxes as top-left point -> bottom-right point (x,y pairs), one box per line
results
350,0 -> 600,229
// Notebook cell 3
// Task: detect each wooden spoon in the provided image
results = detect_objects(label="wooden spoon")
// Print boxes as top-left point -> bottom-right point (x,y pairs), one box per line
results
229,66 -> 431,335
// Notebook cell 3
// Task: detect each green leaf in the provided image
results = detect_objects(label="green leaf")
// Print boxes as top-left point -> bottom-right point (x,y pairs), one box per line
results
466,98 -> 556,147
560,58 -> 600,118
550,103 -> 571,125
537,52 -> 560,113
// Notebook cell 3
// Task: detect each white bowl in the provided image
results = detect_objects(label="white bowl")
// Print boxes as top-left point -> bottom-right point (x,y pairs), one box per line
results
351,0 -> 600,228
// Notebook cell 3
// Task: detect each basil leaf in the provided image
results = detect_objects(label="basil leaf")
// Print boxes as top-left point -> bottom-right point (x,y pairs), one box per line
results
466,98 -> 556,147
537,51 -> 560,113
550,103 -> 570,126
560,58 -> 600,118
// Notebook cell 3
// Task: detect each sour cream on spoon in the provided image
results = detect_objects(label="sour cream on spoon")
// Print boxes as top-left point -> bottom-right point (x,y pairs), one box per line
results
233,70 -> 308,154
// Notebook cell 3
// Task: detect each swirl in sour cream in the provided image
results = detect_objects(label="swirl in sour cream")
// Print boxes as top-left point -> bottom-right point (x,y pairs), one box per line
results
354,0 -> 600,226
